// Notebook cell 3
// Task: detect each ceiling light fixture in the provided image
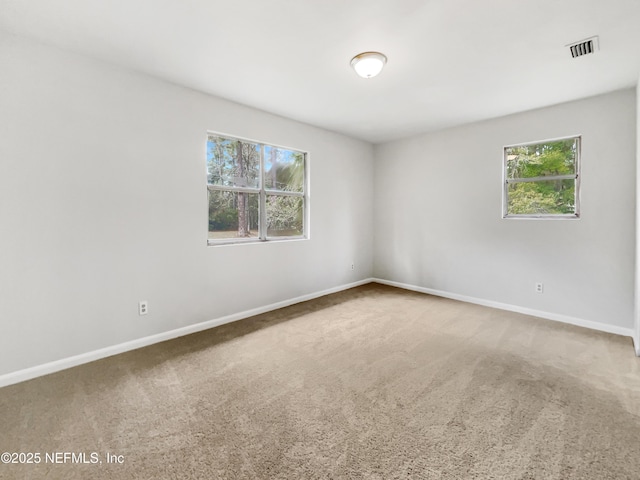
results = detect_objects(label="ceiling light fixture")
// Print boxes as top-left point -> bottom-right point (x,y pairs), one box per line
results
350,51 -> 387,79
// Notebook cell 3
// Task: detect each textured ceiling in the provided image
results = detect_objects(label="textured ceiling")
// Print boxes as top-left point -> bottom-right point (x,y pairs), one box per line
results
1,0 -> 639,143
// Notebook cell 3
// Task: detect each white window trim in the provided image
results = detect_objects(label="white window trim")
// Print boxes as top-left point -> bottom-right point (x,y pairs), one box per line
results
502,135 -> 581,220
206,131 -> 309,245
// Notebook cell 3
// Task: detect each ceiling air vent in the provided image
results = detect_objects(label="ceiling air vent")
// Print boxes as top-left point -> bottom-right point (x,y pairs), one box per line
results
567,36 -> 599,58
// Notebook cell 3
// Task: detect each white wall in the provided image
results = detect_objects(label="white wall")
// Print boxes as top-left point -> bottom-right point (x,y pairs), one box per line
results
0,32 -> 374,377
374,89 -> 636,332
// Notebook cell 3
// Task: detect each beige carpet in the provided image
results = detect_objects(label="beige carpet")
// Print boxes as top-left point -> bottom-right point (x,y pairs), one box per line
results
1,284 -> 639,479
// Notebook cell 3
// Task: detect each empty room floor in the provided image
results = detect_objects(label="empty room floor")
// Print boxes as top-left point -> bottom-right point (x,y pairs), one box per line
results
1,283 -> 639,479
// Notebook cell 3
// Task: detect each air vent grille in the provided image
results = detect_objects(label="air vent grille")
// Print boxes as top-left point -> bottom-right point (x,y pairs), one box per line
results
567,36 -> 599,58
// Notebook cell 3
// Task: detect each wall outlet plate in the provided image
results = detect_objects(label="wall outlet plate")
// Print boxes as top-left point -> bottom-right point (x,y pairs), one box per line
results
139,300 -> 148,315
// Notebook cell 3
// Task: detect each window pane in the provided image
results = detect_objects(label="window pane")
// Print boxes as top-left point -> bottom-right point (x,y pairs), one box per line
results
266,195 -> 304,237
506,138 -> 577,179
507,179 -> 576,215
208,190 -> 259,240
207,135 -> 260,188
264,146 -> 304,192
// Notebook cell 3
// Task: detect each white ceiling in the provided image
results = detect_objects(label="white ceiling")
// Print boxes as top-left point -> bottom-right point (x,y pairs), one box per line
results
1,0 -> 640,143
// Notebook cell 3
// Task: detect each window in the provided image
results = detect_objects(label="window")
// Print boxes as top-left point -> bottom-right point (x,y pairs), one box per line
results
503,136 -> 580,218
207,133 -> 307,244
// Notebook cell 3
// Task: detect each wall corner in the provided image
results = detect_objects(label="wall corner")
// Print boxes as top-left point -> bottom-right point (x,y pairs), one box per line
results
635,80 -> 640,356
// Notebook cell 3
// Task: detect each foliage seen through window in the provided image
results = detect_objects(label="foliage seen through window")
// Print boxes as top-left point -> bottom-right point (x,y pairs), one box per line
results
207,134 -> 306,242
504,137 -> 580,217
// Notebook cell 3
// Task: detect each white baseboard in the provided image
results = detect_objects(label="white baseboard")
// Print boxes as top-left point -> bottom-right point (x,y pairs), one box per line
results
373,278 -> 635,339
3,276 -> 634,388
0,278 -> 374,389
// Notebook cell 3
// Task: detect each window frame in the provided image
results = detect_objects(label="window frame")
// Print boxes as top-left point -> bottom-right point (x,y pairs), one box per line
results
502,135 -> 581,220
206,131 -> 308,245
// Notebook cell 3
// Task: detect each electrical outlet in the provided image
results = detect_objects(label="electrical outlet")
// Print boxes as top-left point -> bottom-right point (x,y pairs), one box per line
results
139,300 -> 148,315
535,283 -> 544,294
351,263 -> 355,270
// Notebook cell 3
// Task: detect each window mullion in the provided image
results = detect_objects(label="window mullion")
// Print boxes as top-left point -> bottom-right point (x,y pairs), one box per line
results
259,144 -> 267,240
208,185 -> 260,194
264,189 -> 304,197
506,174 -> 576,184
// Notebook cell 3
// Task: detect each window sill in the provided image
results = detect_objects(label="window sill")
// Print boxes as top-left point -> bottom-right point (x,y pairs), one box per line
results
502,214 -> 580,220
207,236 -> 308,246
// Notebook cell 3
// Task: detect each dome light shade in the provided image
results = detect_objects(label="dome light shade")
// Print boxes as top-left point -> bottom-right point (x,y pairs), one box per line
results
350,52 -> 387,78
